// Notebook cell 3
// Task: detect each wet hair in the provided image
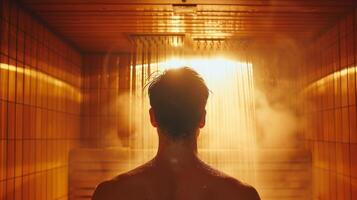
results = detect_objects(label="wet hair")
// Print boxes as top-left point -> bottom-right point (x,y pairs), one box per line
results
148,67 -> 209,139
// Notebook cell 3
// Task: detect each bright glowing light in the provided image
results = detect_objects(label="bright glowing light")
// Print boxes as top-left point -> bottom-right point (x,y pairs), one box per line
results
170,15 -> 185,33
171,36 -> 182,47
0,63 -> 82,102
161,57 -> 251,82
302,65 -> 357,94
130,56 -> 257,184
163,57 -> 185,68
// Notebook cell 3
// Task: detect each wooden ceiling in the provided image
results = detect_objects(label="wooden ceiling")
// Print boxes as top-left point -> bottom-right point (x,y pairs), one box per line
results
19,0 -> 357,52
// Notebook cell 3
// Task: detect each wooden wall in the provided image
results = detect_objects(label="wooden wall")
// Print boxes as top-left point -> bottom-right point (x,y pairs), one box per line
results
1,1 -> 357,200
299,9 -> 357,200
0,1 -> 82,199
82,54 -> 130,148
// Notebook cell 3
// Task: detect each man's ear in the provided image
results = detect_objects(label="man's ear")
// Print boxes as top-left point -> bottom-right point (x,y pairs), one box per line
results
149,108 -> 158,127
199,110 -> 206,128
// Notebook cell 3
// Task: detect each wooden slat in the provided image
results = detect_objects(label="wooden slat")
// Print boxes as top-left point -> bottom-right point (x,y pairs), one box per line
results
17,0 -> 357,7
18,0 -> 355,52
18,4 -> 353,13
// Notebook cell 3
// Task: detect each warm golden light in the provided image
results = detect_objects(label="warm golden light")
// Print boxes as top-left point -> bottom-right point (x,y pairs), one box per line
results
130,56 -> 257,184
0,63 -> 82,103
302,65 -> 356,95
170,15 -> 185,33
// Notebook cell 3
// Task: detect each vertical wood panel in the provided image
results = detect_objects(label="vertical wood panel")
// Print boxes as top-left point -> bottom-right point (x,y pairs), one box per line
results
300,8 -> 357,200
81,54 -> 130,147
0,1 -> 82,199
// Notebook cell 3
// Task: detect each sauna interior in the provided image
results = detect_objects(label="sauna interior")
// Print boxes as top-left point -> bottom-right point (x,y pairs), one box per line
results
1,0 -> 357,199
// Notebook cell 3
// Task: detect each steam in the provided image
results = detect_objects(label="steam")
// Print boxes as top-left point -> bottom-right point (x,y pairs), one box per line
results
254,88 -> 301,148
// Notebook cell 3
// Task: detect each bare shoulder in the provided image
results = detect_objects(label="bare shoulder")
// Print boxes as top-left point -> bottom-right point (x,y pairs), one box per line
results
92,179 -> 115,200
219,176 -> 261,200
200,164 -> 260,200
92,162 -> 155,200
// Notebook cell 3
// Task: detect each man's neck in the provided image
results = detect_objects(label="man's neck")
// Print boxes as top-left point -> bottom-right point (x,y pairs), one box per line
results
155,131 -> 200,171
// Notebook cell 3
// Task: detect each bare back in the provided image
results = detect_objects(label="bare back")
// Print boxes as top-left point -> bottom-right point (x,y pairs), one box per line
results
92,158 -> 260,200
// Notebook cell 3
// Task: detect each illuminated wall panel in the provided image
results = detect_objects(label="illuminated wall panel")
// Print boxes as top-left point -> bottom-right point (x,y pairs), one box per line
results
0,1 -> 82,199
300,9 -> 357,200
81,54 -> 130,148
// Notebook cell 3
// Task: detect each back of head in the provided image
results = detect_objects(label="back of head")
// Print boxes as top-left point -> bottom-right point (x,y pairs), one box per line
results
148,67 -> 209,139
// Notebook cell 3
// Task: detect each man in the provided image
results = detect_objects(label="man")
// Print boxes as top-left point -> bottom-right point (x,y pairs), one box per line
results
92,67 -> 260,200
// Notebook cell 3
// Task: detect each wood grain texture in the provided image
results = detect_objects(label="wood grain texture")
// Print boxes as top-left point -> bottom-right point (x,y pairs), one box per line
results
18,0 -> 357,52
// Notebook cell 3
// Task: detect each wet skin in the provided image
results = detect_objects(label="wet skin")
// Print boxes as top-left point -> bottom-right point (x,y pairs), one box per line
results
93,108 -> 260,200
92,155 -> 260,200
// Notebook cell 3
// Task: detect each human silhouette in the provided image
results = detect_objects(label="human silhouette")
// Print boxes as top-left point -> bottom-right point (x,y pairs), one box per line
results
92,67 -> 260,200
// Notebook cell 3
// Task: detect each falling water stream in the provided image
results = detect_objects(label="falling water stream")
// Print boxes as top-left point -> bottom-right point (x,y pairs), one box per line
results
128,36 -> 257,185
